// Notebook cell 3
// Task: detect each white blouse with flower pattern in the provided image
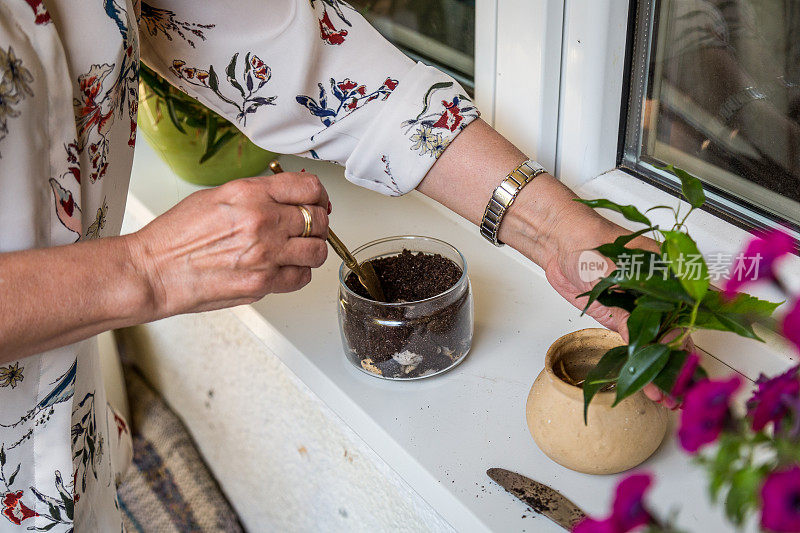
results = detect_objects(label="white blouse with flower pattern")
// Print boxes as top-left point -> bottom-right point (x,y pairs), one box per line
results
0,0 -> 477,530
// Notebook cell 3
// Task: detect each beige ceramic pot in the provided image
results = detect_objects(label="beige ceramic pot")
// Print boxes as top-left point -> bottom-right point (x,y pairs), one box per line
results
526,328 -> 669,475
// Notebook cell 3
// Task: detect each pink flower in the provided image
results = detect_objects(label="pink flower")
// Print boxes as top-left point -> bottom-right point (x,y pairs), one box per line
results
725,229 -> 796,297
573,518 -> 617,533
2,491 -> 38,525
747,366 -> 800,432
671,352 -> 701,398
783,300 -> 800,353
678,376 -> 741,453
573,474 -> 653,533
761,465 -> 800,532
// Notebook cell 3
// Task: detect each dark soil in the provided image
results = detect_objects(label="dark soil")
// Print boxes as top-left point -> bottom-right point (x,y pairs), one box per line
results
345,249 -> 462,302
341,249 -> 471,379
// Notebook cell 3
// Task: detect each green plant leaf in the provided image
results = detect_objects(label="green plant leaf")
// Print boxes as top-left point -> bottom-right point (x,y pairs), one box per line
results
703,291 -> 782,317
612,265 -> 695,304
583,346 -> 627,423
691,291 -> 781,341
204,112 -> 217,154
578,275 -> 617,315
661,230 -> 709,301
139,64 -> 169,98
626,307 -> 663,356
165,97 -> 186,134
595,227 -> 656,262
614,344 -> 670,406
714,312 -> 763,341
575,199 -> 652,226
198,130 -> 237,164
645,205 -> 675,214
663,164 -> 706,208
636,295 -> 677,312
596,290 -> 637,313
724,467 -> 763,526
651,350 -> 689,394
709,435 -> 740,500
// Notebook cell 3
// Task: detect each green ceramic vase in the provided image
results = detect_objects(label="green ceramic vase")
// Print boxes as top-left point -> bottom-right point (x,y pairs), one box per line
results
137,65 -> 276,186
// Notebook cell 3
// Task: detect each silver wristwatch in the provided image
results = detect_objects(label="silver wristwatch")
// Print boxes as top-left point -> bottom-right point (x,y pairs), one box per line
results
480,159 -> 546,246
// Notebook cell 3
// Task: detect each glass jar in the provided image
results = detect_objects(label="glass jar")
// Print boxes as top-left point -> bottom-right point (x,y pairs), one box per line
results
338,236 -> 473,380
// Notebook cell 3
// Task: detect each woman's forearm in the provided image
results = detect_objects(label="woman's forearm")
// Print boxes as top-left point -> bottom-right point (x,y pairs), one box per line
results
1,170 -> 331,363
417,119 -> 624,267
0,236 -> 152,362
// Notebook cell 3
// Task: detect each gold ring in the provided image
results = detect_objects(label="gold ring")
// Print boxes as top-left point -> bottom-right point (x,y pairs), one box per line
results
298,205 -> 313,238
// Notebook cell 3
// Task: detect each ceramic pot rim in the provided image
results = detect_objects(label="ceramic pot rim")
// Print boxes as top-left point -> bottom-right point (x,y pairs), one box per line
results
544,328 -> 625,405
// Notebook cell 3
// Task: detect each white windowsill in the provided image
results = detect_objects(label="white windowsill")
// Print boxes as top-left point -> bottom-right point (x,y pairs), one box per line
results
124,142 -> 772,532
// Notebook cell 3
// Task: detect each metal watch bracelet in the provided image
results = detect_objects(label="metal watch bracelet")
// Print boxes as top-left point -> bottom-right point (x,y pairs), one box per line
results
479,159 -> 546,246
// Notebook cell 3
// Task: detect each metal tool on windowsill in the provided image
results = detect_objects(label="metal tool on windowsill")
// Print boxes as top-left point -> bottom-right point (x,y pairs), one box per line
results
268,160 -> 386,302
487,468 -> 586,530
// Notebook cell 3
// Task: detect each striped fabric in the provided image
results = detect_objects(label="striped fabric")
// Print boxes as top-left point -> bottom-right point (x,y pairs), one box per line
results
117,368 -> 244,533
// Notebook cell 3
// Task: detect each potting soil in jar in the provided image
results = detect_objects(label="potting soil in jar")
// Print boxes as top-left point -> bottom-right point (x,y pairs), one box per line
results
343,249 -> 470,378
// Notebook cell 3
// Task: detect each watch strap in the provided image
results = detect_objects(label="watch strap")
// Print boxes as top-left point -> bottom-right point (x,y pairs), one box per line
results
480,159 -> 546,246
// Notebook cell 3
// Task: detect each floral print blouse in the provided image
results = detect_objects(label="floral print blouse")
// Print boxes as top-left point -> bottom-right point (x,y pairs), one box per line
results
0,0 -> 476,531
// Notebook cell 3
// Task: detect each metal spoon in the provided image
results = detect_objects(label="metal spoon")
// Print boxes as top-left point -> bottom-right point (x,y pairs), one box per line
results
268,160 -> 386,302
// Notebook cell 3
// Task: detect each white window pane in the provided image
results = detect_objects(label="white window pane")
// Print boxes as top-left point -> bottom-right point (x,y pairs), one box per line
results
623,0 -> 800,227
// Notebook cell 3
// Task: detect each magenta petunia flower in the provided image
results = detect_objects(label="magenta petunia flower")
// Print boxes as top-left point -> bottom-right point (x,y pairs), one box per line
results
725,229 -> 796,297
678,376 -> 741,453
671,352 -> 701,398
573,474 -> 653,533
747,365 -> 800,432
573,517 -> 617,533
761,465 -> 800,532
611,474 -> 653,531
783,300 -> 800,353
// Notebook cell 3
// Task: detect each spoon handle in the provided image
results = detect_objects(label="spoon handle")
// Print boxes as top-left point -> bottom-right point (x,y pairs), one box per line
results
326,227 -> 359,270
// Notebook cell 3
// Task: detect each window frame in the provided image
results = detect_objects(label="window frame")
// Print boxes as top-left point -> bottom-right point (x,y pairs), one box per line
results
476,0 -> 565,172
617,0 -> 800,237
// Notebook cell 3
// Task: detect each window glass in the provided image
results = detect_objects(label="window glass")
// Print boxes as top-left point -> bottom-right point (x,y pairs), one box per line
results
348,0 -> 475,92
622,0 -> 800,227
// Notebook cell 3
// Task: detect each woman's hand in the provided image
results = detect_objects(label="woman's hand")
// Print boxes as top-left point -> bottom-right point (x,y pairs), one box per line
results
544,241 -> 691,409
127,172 -> 330,320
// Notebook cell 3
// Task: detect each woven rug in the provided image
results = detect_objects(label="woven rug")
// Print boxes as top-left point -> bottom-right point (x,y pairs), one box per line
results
117,367 -> 244,533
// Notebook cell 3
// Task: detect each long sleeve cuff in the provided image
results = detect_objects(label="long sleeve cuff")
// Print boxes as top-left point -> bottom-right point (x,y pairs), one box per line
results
343,63 -> 479,195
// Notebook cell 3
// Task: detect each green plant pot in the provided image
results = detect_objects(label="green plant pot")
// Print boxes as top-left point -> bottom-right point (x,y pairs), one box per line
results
137,79 -> 276,187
